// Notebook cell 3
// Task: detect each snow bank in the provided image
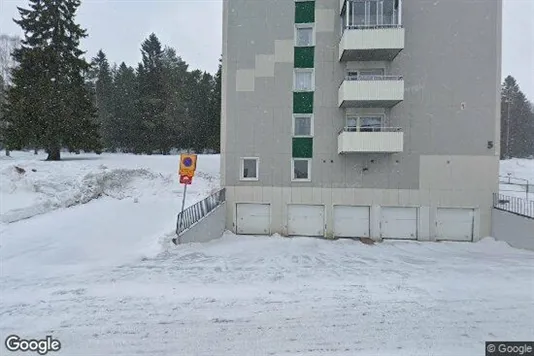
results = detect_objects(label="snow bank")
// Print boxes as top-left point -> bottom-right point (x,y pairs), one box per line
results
0,151 -> 219,224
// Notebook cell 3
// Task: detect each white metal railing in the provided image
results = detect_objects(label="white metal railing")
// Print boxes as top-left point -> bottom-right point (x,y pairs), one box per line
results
346,74 -> 403,81
493,193 -> 534,219
175,188 -> 226,236
345,23 -> 403,30
339,126 -> 402,134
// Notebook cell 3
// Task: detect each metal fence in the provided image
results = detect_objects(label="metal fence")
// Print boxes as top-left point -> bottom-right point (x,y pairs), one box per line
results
493,193 -> 534,219
176,188 -> 226,235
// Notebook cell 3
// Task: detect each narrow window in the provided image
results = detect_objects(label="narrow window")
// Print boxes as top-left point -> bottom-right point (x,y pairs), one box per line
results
292,159 -> 311,181
294,69 -> 314,91
241,158 -> 259,180
295,25 -> 314,47
293,114 -> 313,137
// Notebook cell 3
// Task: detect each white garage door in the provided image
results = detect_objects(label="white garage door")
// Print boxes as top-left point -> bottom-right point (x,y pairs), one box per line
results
380,207 -> 418,240
288,205 -> 325,237
334,206 -> 370,238
236,203 -> 270,235
436,208 -> 474,241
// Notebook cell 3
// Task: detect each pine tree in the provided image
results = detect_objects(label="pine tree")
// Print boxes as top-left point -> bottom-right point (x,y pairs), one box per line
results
3,0 -> 102,161
501,76 -> 534,159
91,50 -> 114,150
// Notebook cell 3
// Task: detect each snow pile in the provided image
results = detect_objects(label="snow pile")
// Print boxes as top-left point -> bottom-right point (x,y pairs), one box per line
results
0,162 -> 173,223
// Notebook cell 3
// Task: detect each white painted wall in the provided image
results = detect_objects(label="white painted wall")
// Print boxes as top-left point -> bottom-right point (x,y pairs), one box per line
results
491,209 -> 534,250
178,203 -> 227,244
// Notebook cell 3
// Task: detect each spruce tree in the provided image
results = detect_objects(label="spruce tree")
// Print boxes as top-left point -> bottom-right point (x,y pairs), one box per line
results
3,0 -> 102,160
112,62 -> 138,152
92,50 -> 115,150
501,76 -> 534,159
137,34 -> 167,154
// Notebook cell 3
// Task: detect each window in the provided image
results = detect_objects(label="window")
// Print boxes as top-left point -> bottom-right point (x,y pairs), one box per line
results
240,157 -> 259,180
293,114 -> 313,137
342,0 -> 399,29
346,115 -> 383,132
295,25 -> 314,47
292,159 -> 311,181
294,69 -> 314,91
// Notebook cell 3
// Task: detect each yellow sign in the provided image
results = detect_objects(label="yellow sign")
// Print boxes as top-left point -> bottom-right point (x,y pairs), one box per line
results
179,154 -> 197,177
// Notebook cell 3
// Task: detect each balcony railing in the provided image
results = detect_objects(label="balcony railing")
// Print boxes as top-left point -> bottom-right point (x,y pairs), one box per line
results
345,23 -> 403,31
338,126 -> 402,134
345,74 -> 404,82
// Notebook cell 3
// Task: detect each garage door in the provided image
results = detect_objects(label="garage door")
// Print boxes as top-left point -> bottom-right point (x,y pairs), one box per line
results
436,208 -> 474,241
334,206 -> 370,238
287,205 -> 324,237
236,203 -> 270,235
380,207 -> 418,240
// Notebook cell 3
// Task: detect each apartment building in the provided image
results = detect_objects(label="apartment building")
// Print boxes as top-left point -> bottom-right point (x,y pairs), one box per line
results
220,0 -> 502,241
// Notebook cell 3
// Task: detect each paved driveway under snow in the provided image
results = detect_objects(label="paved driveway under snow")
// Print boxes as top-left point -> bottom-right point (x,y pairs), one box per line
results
2,234 -> 533,356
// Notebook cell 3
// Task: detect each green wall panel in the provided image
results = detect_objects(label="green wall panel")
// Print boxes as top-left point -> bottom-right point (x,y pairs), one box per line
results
292,137 -> 313,158
293,92 -> 314,114
295,1 -> 315,24
294,47 -> 315,68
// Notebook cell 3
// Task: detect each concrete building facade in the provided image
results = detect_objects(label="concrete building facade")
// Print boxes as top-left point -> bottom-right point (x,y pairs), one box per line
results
220,0 -> 502,241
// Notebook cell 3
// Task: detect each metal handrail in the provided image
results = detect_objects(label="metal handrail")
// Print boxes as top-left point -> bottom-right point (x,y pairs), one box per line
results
175,188 -> 226,236
346,74 -> 404,81
345,24 -> 403,30
493,193 -> 534,219
338,126 -> 402,134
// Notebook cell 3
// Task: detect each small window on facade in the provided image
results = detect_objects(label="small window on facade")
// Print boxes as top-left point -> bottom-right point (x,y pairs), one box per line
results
292,159 -> 311,181
241,158 -> 258,180
295,25 -> 314,47
293,115 -> 312,136
294,69 -> 314,91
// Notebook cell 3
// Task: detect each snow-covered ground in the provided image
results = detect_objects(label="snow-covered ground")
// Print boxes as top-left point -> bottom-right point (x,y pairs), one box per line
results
1,152 -> 533,355
499,158 -> 534,200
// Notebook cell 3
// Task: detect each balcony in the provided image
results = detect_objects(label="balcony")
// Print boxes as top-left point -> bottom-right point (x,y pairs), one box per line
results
338,75 -> 404,108
338,127 -> 404,154
339,0 -> 404,61
339,25 -> 405,61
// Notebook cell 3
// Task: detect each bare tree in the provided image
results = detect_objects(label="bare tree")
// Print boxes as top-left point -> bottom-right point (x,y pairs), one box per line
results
0,34 -> 21,156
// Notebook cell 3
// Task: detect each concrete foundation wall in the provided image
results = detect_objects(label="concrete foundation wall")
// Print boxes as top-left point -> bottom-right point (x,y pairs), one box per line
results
178,203 -> 227,244
491,209 -> 534,250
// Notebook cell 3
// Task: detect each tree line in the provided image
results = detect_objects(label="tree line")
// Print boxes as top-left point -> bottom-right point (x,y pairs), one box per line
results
0,0 -> 220,160
0,0 -> 532,161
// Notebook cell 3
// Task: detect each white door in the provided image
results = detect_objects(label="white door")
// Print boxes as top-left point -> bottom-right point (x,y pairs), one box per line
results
334,206 -> 370,238
436,208 -> 474,241
287,205 -> 325,237
236,203 -> 270,235
380,207 -> 418,240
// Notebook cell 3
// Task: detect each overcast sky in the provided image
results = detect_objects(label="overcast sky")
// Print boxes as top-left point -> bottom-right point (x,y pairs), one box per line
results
0,0 -> 533,100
